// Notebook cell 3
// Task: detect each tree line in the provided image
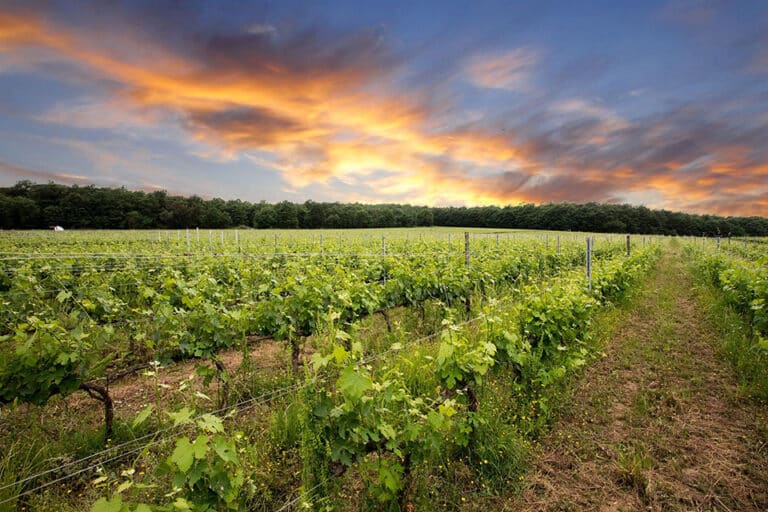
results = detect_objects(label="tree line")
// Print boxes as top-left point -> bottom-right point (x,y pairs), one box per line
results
1,180 -> 767,236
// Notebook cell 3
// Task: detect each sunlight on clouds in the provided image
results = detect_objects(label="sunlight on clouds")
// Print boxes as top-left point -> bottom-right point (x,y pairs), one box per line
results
550,99 -> 629,143
1,8 -> 767,216
466,48 -> 538,91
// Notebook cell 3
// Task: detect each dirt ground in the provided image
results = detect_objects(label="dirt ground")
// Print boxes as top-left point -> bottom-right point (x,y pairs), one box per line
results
59,335 -> 287,421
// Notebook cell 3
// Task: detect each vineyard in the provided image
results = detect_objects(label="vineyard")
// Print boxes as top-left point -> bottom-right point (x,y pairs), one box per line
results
2,228 -> 765,511
684,237 -> 768,399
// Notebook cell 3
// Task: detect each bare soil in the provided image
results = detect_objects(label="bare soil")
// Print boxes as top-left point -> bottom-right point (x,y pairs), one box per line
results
58,336 -> 288,421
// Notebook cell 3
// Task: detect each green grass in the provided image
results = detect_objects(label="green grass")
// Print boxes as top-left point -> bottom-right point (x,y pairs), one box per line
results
692,272 -> 768,400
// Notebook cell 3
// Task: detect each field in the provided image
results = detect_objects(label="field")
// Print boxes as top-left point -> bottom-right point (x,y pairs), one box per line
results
0,228 -> 765,511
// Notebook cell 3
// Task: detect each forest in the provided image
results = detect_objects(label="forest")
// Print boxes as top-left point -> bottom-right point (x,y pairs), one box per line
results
1,180 -> 767,236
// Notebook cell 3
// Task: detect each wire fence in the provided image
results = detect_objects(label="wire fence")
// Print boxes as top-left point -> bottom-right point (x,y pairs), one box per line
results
0,381 -> 305,505
0,290 -> 511,507
273,477 -> 332,512
0,244 -> 565,264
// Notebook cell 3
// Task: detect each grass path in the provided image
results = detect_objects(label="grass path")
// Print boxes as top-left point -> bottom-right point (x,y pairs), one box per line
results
506,247 -> 768,511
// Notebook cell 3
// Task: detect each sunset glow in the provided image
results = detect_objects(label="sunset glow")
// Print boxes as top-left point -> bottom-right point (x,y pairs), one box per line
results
0,1 -> 766,216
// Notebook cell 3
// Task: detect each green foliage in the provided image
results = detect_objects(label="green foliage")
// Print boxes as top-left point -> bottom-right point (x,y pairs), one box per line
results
435,324 -> 496,390
692,251 -> 768,341
517,280 -> 595,358
305,343 -> 458,506
291,244 -> 660,506
358,457 -> 404,504
0,229 -> 664,510
4,180 -> 768,235
689,247 -> 768,398
90,410 -> 250,512
298,378 -> 332,505
0,316 -> 113,405
0,227 -> 629,419
90,496 -> 152,512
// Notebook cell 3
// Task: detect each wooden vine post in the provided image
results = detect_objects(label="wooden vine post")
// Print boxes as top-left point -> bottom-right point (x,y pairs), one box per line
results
464,231 -> 470,266
586,236 -> 593,291
381,236 -> 386,285
464,232 -> 471,312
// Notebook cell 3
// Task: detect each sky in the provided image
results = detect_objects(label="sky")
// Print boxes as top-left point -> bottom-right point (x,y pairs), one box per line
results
0,0 -> 766,217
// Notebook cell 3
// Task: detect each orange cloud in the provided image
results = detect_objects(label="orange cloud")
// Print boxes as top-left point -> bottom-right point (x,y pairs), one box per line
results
1,8 -> 767,217
0,9 -> 533,194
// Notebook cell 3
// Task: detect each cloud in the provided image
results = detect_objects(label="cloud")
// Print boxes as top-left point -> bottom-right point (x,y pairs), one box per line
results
34,96 -> 168,134
0,159 -> 90,184
466,48 -> 538,91
0,158 -> 173,194
246,23 -> 277,37
186,106 -> 327,148
499,102 -> 768,215
0,3 -> 767,216
548,99 -> 630,145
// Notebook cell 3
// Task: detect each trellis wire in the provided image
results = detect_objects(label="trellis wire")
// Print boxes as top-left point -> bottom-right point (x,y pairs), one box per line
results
0,290 -> 520,504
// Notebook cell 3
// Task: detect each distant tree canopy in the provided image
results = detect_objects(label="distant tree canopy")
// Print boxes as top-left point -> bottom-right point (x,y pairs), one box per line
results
1,180 -> 767,236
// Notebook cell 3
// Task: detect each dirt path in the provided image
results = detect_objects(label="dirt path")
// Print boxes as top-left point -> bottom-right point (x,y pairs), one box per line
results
507,249 -> 768,511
